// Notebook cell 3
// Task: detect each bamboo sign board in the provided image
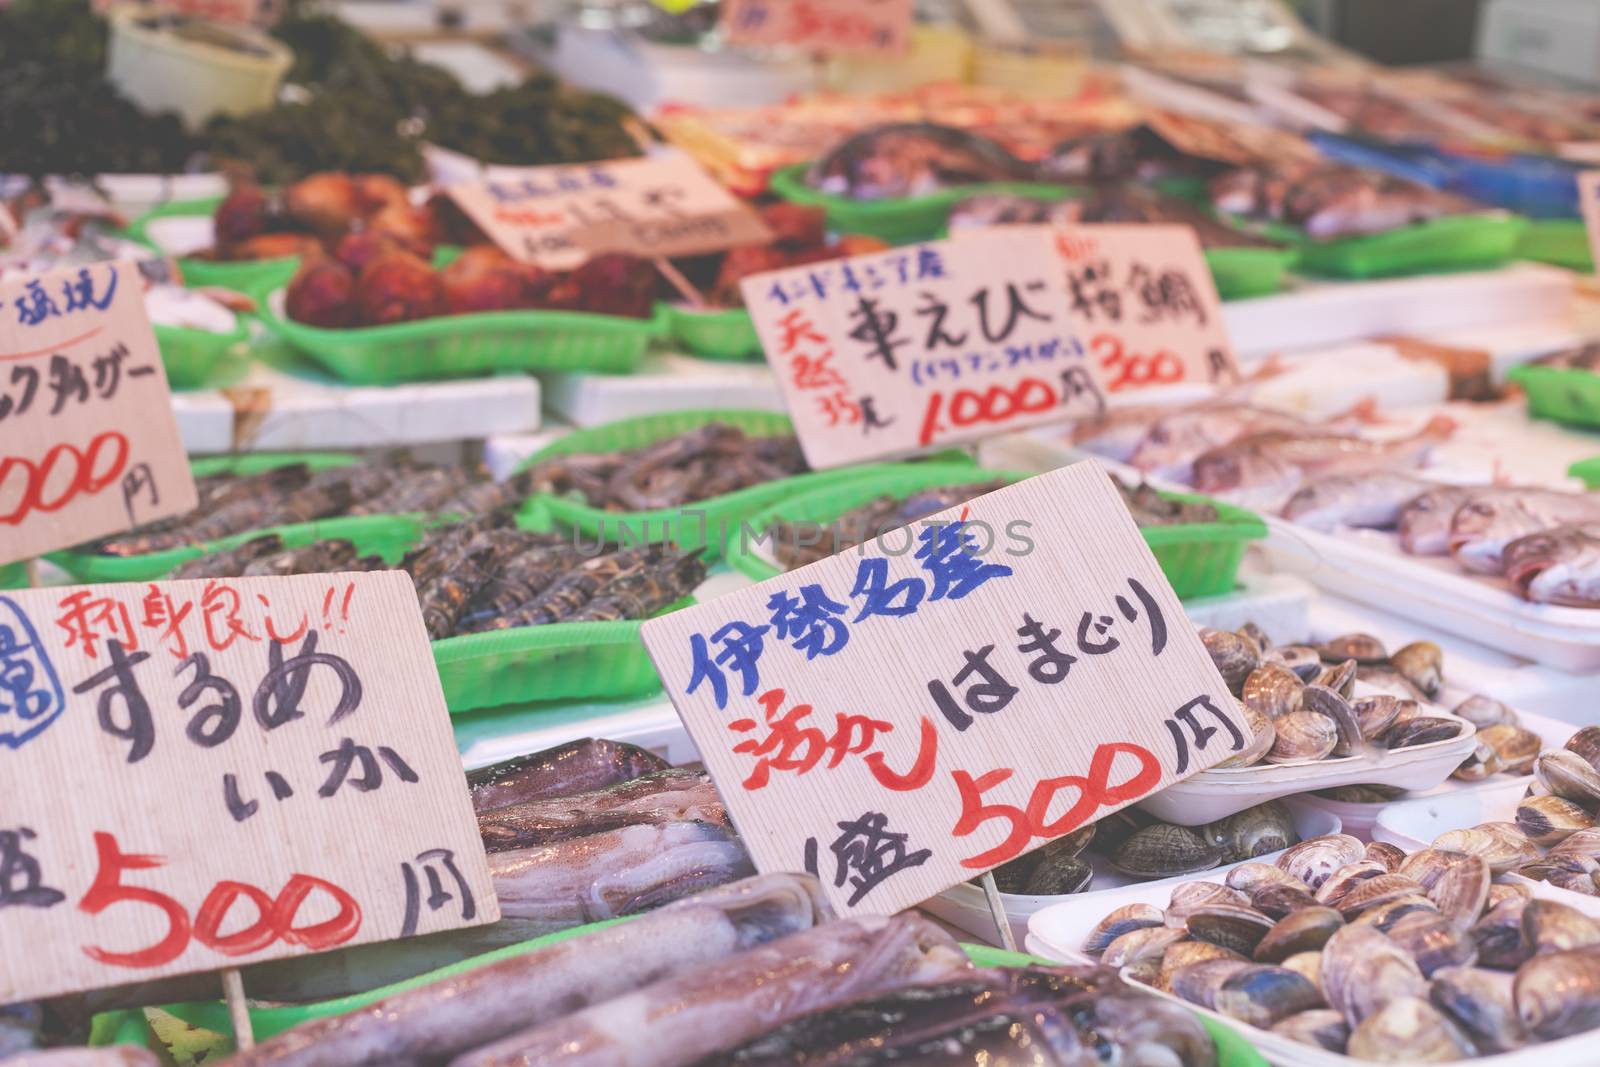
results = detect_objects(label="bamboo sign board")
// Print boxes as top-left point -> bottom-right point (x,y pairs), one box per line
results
0,260 -> 196,566
720,0 -> 913,55
0,572 -> 497,1002
447,154 -> 772,271
743,227 -> 1105,470
1580,172 -> 1600,274
642,463 -> 1247,918
1051,224 -> 1240,391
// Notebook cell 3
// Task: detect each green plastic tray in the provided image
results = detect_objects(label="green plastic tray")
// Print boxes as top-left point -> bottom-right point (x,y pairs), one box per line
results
1569,455 -> 1600,489
725,463 -> 1266,600
125,196 -> 303,299
1204,245 -> 1299,300
258,291 -> 666,384
1508,363 -> 1600,430
667,303 -> 763,362
153,317 -> 249,390
520,409 -> 975,560
0,561 -> 25,589
768,163 -> 1085,245
1518,218 -> 1595,273
1238,212 -> 1527,279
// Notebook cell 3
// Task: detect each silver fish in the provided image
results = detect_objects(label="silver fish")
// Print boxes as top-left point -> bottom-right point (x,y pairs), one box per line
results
1449,490 -> 1600,574
1399,484 -> 1493,555
1503,523 -> 1600,607
1280,472 -> 1434,532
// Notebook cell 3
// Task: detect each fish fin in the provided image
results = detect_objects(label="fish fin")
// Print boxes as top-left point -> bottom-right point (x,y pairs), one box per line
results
1420,414 -> 1458,440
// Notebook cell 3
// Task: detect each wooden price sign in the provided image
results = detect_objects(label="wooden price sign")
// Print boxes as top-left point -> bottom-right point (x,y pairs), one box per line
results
1579,171 -> 1600,275
743,227 -> 1105,470
719,0 -> 913,55
642,464 -> 1246,918
446,154 -> 772,271
1052,224 -> 1239,392
0,261 -> 196,567
0,572 -> 497,1003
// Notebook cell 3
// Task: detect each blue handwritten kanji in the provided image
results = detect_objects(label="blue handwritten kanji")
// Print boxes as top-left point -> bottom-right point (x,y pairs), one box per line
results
767,584 -> 848,660
0,597 -> 66,749
687,621 -> 770,710
916,521 -> 1014,601
850,559 -> 925,622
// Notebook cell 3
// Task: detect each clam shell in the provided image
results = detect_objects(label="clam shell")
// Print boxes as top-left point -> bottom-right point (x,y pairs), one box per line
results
1020,852 -> 1092,895
1254,905 -> 1344,963
1334,873 -> 1428,919
1266,710 -> 1338,764
1203,628 -> 1261,696
1243,663 -> 1304,720
1353,696 -> 1403,741
1283,950 -> 1322,987
1517,794 -> 1595,848
1203,800 -> 1299,865
1353,895 -> 1442,935
1252,881 -> 1319,919
1522,898 -> 1600,956
1366,841 -> 1407,872
1383,716 -> 1464,750
1434,825 -> 1540,874
1472,897 -> 1532,970
1187,903 -> 1276,955
1277,834 -> 1366,891
1478,722 -> 1543,776
1227,862 -> 1305,896
1536,749 -> 1600,811
1488,883 -> 1533,907
1315,658 -> 1358,698
1387,910 -> 1479,977
1082,902 -> 1164,958
1303,685 -> 1363,758
1166,881 -> 1251,928
1317,633 -> 1387,664
1346,996 -> 1474,1062
1158,939 -> 1246,991
1390,640 -> 1444,699
1214,700 -> 1275,769
1169,958 -> 1254,1009
1453,738 -> 1505,782
1430,964 -> 1527,1054
1316,783 -> 1406,804
1427,853 -> 1491,928
1268,644 -> 1323,680
1552,827 -> 1600,861
1453,694 -> 1517,728
1566,725 -> 1600,773
1534,855 -> 1600,898
1322,924 -> 1428,1026
1513,945 -> 1600,1040
1110,823 -> 1223,879
1213,964 -> 1325,1028
1240,621 -> 1272,652
1270,1009 -> 1350,1053
1314,860 -> 1389,908
1102,925 -> 1191,977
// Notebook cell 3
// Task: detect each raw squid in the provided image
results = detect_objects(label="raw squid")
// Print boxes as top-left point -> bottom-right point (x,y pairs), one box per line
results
220,873 -> 827,1067
468,738 -> 669,813
477,769 -> 727,851
448,913 -> 971,1067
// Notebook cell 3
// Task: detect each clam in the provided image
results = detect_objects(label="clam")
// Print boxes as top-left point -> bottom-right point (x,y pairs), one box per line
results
1356,662 -> 1426,699
1317,632 -> 1387,664
1110,822 -> 1222,879
1426,853 -> 1490,928
1169,958 -> 1253,1009
1014,829 -> 1094,894
1252,881 -> 1318,919
1477,722 -> 1543,776
1316,783 -> 1406,804
1242,663 -> 1304,720
1266,710 -> 1338,763
1102,925 -> 1191,982
1187,903 -> 1276,955
1434,825 -> 1540,874
1166,881 -> 1250,928
1536,749 -> 1600,811
1158,940 -> 1246,991
1213,964 -> 1325,1028
1346,996 -> 1475,1062
1315,658 -> 1358,698
1390,699 -> 1428,726
1334,873 -> 1428,920
1203,628 -> 1261,695
1253,905 -> 1344,963
1389,640 -> 1444,698
1430,964 -> 1527,1053
1452,694 -> 1516,728
1386,910 -> 1479,976
1314,860 -> 1389,907
1516,794 -> 1594,848
1082,903 -> 1164,958
1239,621 -> 1272,651
1303,685 -> 1363,758
1321,924 -> 1428,1026
1567,725 -> 1600,772
1513,945 -> 1600,1040
1268,644 -> 1322,680
1528,853 -> 1600,897
1453,738 -> 1504,782
1522,898 -> 1600,956
1353,696 -> 1403,741
1366,841 -> 1407,872
1277,834 -> 1367,891
1488,883 -> 1532,908
1354,895 -> 1442,935
1213,699 -> 1275,769
1270,1009 -> 1350,1052
1472,897 -> 1532,970
1383,716 -> 1464,750
1203,800 -> 1298,865
1552,827 -> 1600,861
1282,950 -> 1322,987
1227,862 -> 1306,896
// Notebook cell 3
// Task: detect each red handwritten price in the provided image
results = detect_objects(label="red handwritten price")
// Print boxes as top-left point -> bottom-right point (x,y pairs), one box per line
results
0,431 -> 129,525
916,369 -> 1102,446
1093,333 -> 1186,392
80,831 -> 361,968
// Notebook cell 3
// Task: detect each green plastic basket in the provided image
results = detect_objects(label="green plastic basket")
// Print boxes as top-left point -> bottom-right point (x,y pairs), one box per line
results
768,163 -> 1085,245
1204,245 -> 1299,300
1569,455 -> 1600,489
257,291 -> 666,384
725,463 -> 1266,600
1237,212 -> 1527,279
153,317 -> 249,390
0,561 -> 25,589
520,409 -> 975,560
124,196 -> 303,299
1518,218 -> 1595,273
1508,363 -> 1600,430
667,304 -> 763,362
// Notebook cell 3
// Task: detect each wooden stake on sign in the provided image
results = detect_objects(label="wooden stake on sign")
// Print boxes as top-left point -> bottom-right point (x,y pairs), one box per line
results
24,559 -> 38,588
221,968 -> 254,1050
653,256 -> 707,308
979,871 -> 1017,952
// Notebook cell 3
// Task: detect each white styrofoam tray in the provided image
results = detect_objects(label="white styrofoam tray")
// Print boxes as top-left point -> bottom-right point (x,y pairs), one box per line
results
923,801 -> 1340,947
1027,862 -> 1600,1067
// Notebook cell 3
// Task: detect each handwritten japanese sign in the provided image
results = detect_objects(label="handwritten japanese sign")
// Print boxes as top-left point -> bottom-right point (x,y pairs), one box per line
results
720,0 -> 912,55
0,261 -> 196,566
0,572 -> 496,1002
642,464 -> 1246,917
1053,225 -> 1238,392
446,154 -> 772,271
1579,172 -> 1600,275
744,228 -> 1103,469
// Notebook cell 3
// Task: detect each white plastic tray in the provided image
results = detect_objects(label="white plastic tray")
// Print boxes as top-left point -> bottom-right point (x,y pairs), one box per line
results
923,801 -> 1340,947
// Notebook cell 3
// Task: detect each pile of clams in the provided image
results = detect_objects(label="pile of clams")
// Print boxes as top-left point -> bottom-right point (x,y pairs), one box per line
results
1202,625 -> 1472,769
985,801 -> 1301,895
1079,832 -> 1600,1060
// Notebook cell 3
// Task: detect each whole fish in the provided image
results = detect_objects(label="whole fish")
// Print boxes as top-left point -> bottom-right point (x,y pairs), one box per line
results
468,738 -> 670,813
448,913 -> 971,1067
489,821 -> 754,933
1069,404 -> 1184,463
1280,471 -> 1434,531
477,769 -> 726,852
1130,403 -> 1316,482
1503,523 -> 1600,607
1448,489 -> 1600,573
169,534 -> 285,580
1398,484 -> 1492,555
217,873 -> 828,1067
